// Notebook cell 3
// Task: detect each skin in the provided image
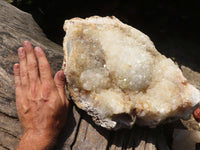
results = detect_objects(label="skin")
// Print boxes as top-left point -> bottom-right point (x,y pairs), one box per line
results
13,41 -> 69,150
193,107 -> 200,122
13,41 -> 200,149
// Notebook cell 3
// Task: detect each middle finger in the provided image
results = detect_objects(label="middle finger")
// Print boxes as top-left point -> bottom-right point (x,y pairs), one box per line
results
23,41 -> 40,84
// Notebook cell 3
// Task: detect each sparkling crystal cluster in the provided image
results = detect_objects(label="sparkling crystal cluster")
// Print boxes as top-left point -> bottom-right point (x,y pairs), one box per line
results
63,16 -> 200,130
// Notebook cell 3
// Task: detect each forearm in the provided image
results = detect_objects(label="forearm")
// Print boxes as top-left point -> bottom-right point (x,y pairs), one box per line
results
16,130 -> 57,150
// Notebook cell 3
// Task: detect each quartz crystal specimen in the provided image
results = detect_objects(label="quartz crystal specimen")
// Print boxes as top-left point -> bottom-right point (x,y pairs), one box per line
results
63,16 -> 200,130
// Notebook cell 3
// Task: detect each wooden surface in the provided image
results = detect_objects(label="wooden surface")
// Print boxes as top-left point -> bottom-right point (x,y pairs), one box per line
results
0,1 -> 200,150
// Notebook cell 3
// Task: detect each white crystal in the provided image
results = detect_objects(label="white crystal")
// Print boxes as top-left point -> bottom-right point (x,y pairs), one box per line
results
63,16 -> 200,130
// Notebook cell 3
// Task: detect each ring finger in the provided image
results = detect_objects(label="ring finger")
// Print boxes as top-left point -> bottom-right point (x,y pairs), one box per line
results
18,47 -> 29,88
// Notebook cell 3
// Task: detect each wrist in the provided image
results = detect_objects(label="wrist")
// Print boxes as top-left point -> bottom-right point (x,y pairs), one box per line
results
17,129 -> 58,150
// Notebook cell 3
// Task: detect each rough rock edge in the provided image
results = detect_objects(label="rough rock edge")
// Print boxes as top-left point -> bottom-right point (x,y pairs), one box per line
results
63,16 -> 139,130
63,16 -> 200,130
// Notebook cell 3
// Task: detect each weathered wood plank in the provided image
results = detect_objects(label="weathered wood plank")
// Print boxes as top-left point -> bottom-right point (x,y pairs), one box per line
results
53,105 -> 81,150
0,113 -> 22,138
0,145 -> 9,150
72,116 -> 110,150
0,128 -> 19,150
172,129 -> 200,150
1,0 -> 200,150
0,0 -> 64,149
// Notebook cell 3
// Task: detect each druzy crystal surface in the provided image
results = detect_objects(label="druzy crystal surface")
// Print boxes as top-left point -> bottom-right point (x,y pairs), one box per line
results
63,16 -> 200,130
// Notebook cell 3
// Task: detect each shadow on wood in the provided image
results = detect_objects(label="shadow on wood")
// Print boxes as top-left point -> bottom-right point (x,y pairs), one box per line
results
1,0 -> 200,150
55,100 -> 171,150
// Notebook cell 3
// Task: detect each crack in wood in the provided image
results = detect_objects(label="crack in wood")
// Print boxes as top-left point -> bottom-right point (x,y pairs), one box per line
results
0,144 -> 9,150
0,127 -> 20,139
0,111 -> 18,120
70,117 -> 82,149
83,123 -> 89,141
0,95 -> 14,102
1,1 -> 200,150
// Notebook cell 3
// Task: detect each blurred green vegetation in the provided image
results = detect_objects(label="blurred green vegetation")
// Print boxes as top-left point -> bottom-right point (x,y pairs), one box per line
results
6,0 -> 14,3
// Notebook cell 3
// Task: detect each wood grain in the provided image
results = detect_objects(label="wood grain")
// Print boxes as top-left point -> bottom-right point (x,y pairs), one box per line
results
0,0 -> 200,149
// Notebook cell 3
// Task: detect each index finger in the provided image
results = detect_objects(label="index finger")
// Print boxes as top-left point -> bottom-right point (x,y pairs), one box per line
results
34,47 -> 53,82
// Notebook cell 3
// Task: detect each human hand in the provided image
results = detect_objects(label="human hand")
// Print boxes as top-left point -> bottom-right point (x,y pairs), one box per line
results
193,107 -> 200,122
13,41 -> 69,150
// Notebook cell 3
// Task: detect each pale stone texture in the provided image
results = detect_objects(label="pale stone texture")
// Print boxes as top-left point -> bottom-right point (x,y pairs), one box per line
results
63,16 -> 200,130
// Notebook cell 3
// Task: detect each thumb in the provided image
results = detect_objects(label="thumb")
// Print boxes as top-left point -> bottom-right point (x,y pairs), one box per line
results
54,71 -> 67,103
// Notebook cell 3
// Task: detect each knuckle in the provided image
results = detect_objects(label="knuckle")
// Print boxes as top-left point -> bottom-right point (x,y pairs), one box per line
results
28,62 -> 38,71
22,105 -> 31,114
43,82 -> 51,91
56,82 -> 65,88
42,87 -> 51,99
39,63 -> 49,71
19,54 -> 26,60
14,71 -> 20,76
20,70 -> 27,78
42,79 -> 52,88
40,66 -> 53,80
15,81 -> 21,87
22,82 -> 28,88
30,86 -> 37,98
26,47 -> 32,53
16,98 -> 29,111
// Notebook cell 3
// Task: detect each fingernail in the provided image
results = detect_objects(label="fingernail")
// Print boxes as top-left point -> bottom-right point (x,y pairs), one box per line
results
23,41 -> 30,47
59,71 -> 65,79
34,47 -> 40,53
19,48 -> 24,55
14,64 -> 19,70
